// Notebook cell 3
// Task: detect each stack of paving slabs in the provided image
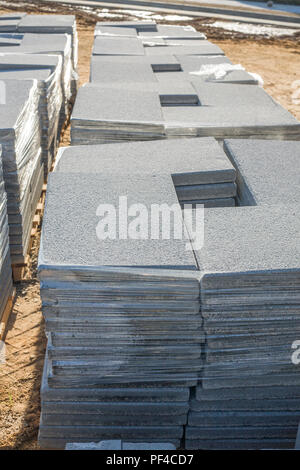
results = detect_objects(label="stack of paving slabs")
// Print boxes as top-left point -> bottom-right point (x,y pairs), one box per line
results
0,14 -> 78,94
89,60 -> 199,107
0,147 -> 13,322
163,82 -> 300,140
223,139 -> 300,206
16,14 -> 78,77
95,23 -> 207,43
0,13 -> 26,32
0,54 -> 63,177
70,83 -> 165,145
0,32 -> 75,126
186,204 -> 300,450
92,37 -> 224,57
0,79 -> 43,264
55,137 -> 236,208
94,20 -> 158,34
38,172 -> 203,449
94,22 -> 204,37
92,36 -> 145,57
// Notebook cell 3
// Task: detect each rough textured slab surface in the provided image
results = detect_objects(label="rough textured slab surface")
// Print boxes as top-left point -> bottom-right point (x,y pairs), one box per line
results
192,205 -> 300,274
17,14 -> 76,34
89,60 -> 157,84
55,137 -> 235,186
92,37 -> 144,56
223,139 -> 300,205
71,83 -> 163,125
40,173 -> 197,270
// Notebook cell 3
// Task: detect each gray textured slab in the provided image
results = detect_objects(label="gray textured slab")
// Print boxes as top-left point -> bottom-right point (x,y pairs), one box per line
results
89,60 -> 157,83
188,410 -> 300,427
186,426 -> 298,439
176,183 -> 236,201
201,373 -> 300,389
0,52 -> 60,69
0,68 -> 51,80
192,82 -> 281,108
71,83 -> 163,126
223,139 -> 300,205
55,137 -> 235,186
180,198 -> 235,208
40,173 -> 197,270
42,413 -> 187,426
40,436 -> 180,450
195,384 -> 300,401
192,205 -> 300,274
123,442 -> 176,450
185,438 -> 294,450
85,78 -> 199,106
17,14 -> 76,34
295,424 -> 300,450
0,33 -> 70,55
41,401 -> 189,415
66,440 -> 122,450
190,397 -> 300,411
0,79 -> 34,129
92,37 -> 144,56
163,105 -> 300,138
38,424 -> 183,440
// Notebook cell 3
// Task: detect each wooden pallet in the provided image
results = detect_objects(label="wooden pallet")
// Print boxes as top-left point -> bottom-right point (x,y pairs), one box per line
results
0,289 -> 16,342
11,184 -> 47,282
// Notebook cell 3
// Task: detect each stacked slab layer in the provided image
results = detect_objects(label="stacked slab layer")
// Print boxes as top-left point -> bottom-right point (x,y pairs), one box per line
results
71,83 -> 165,145
0,79 -> 43,264
186,202 -> 300,450
0,13 -> 26,32
0,146 -> 13,321
70,21 -> 300,145
55,137 -> 236,208
223,139 -> 300,206
38,172 -> 203,449
0,54 -> 63,176
0,31 -> 76,126
0,13 -> 78,94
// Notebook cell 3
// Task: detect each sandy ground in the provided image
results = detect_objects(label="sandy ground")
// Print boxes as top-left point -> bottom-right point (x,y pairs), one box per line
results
0,1 -> 299,451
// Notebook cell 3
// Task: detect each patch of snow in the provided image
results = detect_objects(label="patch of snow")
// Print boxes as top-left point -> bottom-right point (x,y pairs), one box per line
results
248,72 -> 264,86
76,6 -> 125,19
206,21 -> 298,37
116,9 -> 154,18
190,63 -> 245,79
161,15 -> 193,21
95,12 -> 126,18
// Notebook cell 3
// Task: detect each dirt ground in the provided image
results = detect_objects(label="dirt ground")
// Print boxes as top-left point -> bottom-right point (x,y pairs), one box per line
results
0,0 -> 299,451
